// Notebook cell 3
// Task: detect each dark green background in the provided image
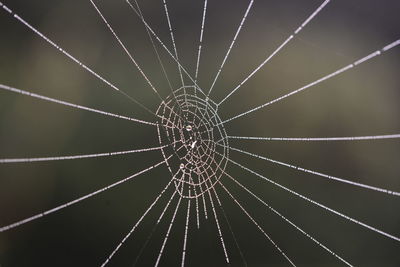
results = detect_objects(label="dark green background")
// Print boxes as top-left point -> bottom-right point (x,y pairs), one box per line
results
0,0 -> 399,266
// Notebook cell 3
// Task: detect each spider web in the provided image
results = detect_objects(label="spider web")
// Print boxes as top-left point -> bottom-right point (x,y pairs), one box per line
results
0,0 -> 399,266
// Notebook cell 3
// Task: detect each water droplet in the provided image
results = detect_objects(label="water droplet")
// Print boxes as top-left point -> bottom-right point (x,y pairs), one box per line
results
180,163 -> 185,169
185,125 -> 192,131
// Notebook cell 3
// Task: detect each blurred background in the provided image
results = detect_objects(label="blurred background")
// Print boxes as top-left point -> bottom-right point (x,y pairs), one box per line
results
0,0 -> 399,266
